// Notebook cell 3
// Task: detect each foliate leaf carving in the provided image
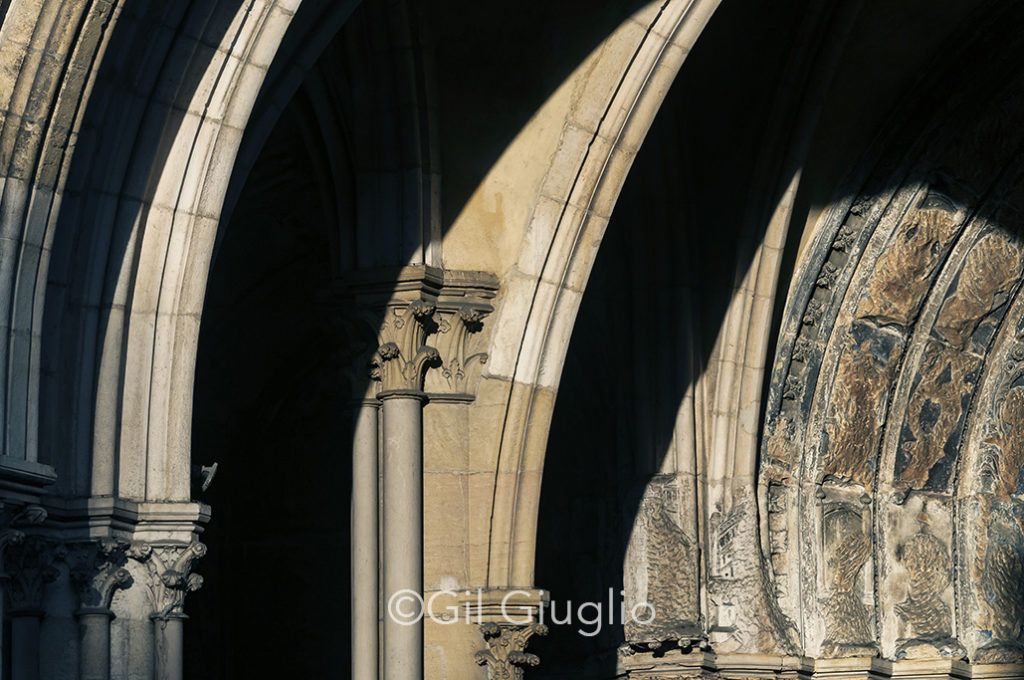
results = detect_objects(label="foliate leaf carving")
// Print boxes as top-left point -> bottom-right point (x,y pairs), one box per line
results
433,304 -> 492,393
372,300 -> 440,392
833,223 -> 858,252
69,538 -> 132,612
129,541 -> 206,619
802,298 -> 825,327
4,536 -> 60,612
475,622 -> 547,680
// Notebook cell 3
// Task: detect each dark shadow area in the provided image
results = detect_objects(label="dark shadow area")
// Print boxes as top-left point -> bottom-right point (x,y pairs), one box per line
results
533,0 -> 816,674
534,0 -> 1024,677
426,1 -> 648,228
185,94 -> 350,677
186,0 -> 650,678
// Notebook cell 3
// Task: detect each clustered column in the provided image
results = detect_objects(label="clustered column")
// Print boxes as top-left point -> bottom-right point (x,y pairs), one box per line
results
345,268 -> 498,680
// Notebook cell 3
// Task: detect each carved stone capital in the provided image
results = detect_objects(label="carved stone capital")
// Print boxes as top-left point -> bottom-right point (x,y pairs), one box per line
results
4,535 -> 61,614
371,300 -> 440,393
68,538 -> 132,615
339,266 -> 499,398
128,540 -> 206,620
0,503 -> 46,579
429,302 -> 493,395
475,622 -> 548,680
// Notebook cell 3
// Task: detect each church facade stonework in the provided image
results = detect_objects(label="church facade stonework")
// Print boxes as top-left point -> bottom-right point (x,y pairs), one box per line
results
0,0 -> 1023,678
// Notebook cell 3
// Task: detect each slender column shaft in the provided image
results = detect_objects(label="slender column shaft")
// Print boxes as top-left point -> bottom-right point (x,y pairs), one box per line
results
382,394 -> 423,680
153,615 -> 185,680
352,401 -> 380,679
10,614 -> 41,680
78,611 -> 112,680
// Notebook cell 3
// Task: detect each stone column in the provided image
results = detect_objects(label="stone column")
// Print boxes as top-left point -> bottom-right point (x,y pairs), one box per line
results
129,541 -> 206,680
5,536 -> 59,680
69,539 -> 132,680
351,397 -> 379,679
372,299 -> 438,680
380,392 -> 425,680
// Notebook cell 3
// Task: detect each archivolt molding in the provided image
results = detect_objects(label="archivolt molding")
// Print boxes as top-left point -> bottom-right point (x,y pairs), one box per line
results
0,0 -> 315,517
482,0 -> 722,591
760,28 -> 1024,664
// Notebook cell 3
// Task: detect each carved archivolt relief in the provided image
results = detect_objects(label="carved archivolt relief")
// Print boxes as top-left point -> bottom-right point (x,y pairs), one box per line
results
755,38 -> 1024,668
981,384 -> 1024,499
822,332 -> 898,489
855,209 -> 961,329
820,506 -> 874,657
894,526 -> 954,650
934,232 -> 1022,352
966,498 -> 1024,663
896,342 -> 977,492
624,477 -> 700,646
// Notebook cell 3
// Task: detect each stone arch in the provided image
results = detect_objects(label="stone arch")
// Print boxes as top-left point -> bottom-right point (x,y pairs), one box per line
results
760,5 -> 1024,663
26,1 -> 312,506
480,0 -> 722,590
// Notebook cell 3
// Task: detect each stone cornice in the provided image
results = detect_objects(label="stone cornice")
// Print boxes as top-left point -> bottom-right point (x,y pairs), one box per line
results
34,498 -> 210,543
0,456 -> 57,506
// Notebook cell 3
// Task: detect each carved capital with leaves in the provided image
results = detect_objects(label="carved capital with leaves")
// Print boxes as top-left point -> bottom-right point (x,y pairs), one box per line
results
429,302 -> 493,395
475,622 -> 548,680
4,535 -> 61,614
68,538 -> 132,615
372,299 -> 440,393
128,540 -> 206,620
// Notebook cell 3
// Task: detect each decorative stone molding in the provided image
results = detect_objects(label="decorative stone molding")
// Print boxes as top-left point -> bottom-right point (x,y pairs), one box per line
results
475,622 -> 548,680
68,539 -> 132,615
4,536 -> 61,614
128,541 -> 206,620
0,457 -> 57,510
453,588 -> 548,624
619,649 -> 1024,679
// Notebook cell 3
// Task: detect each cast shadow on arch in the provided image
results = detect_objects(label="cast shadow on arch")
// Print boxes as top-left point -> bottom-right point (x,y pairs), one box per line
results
533,0 -> 1024,676
183,0 -> 651,677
